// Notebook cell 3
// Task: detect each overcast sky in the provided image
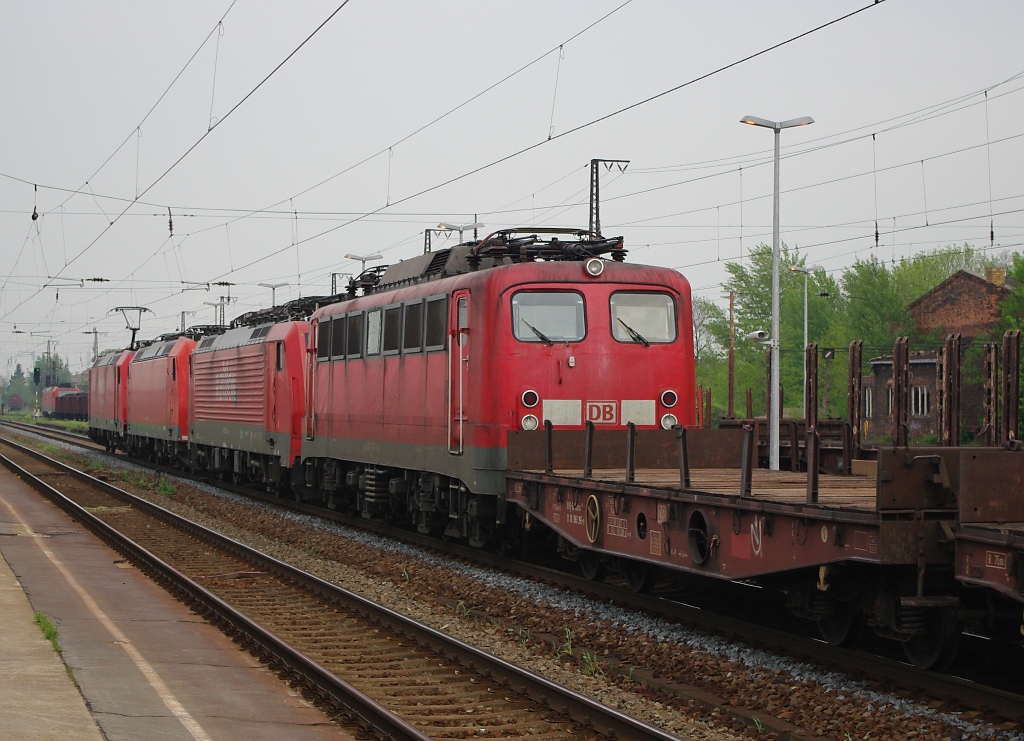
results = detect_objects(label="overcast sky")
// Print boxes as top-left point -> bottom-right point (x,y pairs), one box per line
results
2,1 -> 1022,375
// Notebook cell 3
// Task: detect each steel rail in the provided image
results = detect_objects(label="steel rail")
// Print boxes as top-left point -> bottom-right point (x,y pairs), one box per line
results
0,432 -> 683,741
0,441 -> 430,741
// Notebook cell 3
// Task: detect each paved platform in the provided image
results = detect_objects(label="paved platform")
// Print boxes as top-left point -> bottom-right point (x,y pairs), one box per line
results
0,464 -> 355,741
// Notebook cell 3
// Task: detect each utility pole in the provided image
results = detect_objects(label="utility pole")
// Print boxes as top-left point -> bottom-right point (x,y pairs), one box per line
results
81,328 -> 105,364
204,296 -> 234,326
589,159 -> 629,236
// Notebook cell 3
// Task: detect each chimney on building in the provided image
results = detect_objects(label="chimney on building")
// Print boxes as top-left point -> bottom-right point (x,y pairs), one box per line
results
985,266 -> 1006,287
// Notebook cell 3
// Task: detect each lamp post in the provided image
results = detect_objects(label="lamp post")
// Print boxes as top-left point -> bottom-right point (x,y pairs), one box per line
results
437,221 -> 484,245
740,114 -> 814,470
789,264 -> 823,417
259,282 -> 288,307
344,253 -> 382,275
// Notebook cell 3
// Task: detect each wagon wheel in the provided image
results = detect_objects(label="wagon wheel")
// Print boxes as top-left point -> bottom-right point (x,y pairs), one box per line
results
579,551 -> 605,582
624,561 -> 659,594
816,599 -> 864,647
585,494 -> 601,545
902,618 -> 961,670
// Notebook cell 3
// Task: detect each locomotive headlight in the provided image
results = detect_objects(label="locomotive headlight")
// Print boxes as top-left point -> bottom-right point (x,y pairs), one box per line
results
584,258 -> 604,277
522,414 -> 540,431
521,389 -> 539,408
660,413 -> 678,430
660,390 -> 678,408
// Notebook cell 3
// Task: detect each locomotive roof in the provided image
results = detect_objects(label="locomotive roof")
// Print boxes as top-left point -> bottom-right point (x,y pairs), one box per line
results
230,228 -> 628,329
92,349 -> 133,368
193,322 -> 301,353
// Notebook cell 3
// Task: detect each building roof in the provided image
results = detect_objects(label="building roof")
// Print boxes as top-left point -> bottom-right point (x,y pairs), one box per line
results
907,269 -> 1014,312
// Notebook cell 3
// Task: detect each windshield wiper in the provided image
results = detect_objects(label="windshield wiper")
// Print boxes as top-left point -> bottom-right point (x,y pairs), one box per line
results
522,319 -> 553,345
617,318 -> 650,347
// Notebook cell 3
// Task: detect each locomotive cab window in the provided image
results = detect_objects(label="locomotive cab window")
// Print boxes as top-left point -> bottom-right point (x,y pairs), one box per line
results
609,292 -> 676,344
511,291 -> 585,343
317,320 -> 331,361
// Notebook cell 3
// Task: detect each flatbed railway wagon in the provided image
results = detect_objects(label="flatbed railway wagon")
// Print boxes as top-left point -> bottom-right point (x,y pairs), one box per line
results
125,336 -> 195,462
505,413 -> 1024,669
189,321 -> 310,487
297,229 -> 696,547
89,350 -> 136,450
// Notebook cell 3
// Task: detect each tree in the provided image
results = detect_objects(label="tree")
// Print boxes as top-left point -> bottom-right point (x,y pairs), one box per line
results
1000,252 -> 1024,333
692,296 -> 727,365
5,363 -> 32,407
722,243 -> 843,416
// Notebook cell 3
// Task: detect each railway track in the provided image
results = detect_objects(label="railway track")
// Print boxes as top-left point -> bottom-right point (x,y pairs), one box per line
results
7,420 -> 1024,735
0,432 -> 682,741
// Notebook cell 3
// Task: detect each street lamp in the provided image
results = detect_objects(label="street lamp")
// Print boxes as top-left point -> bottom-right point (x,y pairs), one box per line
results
259,282 -> 288,307
740,114 -> 814,470
344,253 -> 382,275
437,221 -> 484,245
789,264 -> 824,417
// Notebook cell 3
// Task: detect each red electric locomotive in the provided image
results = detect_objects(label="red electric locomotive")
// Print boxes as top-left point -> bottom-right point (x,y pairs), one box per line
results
125,335 -> 196,461
89,349 -> 135,450
189,321 -> 310,486
296,229 -> 695,548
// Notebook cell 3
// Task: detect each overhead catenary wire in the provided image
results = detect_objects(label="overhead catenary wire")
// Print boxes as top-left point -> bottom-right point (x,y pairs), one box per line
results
0,0 -> 355,325
195,1 -> 888,283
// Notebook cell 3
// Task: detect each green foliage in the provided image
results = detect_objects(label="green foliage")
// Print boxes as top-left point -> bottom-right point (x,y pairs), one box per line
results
697,242 -> 1010,423
1000,253 -> 1024,333
34,612 -> 61,653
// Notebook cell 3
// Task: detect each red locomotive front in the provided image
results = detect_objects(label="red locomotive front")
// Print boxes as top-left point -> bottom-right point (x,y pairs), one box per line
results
299,230 -> 694,545
88,349 -> 135,450
125,335 -> 195,461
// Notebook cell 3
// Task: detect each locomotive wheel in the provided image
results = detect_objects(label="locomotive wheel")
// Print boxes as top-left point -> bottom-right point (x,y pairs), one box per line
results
624,562 -> 658,593
579,551 -> 605,582
816,600 -> 864,647
901,620 -> 961,670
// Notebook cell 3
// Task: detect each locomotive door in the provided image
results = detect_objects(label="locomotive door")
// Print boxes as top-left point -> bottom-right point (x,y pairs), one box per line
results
448,291 -> 470,454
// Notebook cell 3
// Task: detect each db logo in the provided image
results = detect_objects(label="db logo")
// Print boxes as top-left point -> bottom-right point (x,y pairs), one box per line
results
586,401 -> 617,424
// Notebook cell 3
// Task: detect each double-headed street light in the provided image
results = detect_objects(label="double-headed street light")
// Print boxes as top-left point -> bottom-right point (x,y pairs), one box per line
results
259,282 -> 288,307
740,114 -> 814,470
437,221 -> 484,245
789,264 -> 824,417
345,253 -> 382,275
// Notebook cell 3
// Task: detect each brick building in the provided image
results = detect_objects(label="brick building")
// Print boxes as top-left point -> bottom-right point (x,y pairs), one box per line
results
862,268 -> 1015,443
908,268 -> 1012,338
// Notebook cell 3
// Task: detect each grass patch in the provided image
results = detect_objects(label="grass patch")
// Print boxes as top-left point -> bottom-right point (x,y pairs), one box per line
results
34,612 -> 61,653
156,478 -> 175,497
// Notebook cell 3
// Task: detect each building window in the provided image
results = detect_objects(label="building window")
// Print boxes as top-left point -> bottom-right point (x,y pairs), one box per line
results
911,385 -> 930,417
864,387 -> 873,419
887,384 -> 893,415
